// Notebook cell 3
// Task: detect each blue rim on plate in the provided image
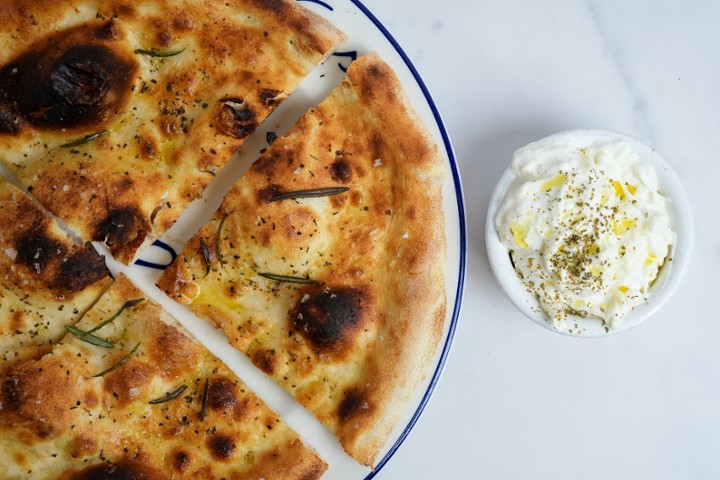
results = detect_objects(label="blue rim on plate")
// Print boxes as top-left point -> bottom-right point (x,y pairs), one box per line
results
346,1 -> 467,478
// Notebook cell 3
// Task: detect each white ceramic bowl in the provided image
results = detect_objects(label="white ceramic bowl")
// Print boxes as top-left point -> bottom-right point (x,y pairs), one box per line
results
485,129 -> 695,337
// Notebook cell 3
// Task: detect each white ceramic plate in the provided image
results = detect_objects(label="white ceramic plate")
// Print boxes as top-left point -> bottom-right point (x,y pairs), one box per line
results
110,1 -> 466,478
486,129 -> 693,337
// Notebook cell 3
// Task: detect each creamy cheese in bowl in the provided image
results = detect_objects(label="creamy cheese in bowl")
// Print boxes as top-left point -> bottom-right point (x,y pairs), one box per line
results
486,130 -> 694,335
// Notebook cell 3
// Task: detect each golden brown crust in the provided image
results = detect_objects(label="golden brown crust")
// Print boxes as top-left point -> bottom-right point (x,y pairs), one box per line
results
0,275 -> 327,480
0,0 -> 345,262
158,52 -> 447,466
54,459 -> 171,480
0,178 -> 111,368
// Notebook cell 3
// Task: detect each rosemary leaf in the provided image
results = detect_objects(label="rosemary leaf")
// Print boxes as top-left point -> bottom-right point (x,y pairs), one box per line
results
87,298 -> 145,334
199,376 -> 210,420
134,46 -> 186,57
215,212 -> 234,266
149,384 -> 187,405
93,342 -> 141,378
199,237 -> 211,278
270,186 -> 349,203
64,325 -> 114,348
58,130 -> 106,149
258,272 -> 317,284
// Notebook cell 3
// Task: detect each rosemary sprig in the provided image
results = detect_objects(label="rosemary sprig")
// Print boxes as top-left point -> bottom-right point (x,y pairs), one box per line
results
149,384 -> 187,405
92,342 -> 141,378
258,273 -> 317,284
269,186 -> 349,203
58,130 -> 106,149
63,298 -> 144,348
88,298 -> 145,334
215,212 -> 234,266
134,46 -> 186,57
64,325 -> 114,348
199,237 -> 211,277
199,376 -> 210,420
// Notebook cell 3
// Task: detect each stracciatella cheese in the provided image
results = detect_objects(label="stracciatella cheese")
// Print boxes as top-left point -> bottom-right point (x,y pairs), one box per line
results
495,134 -> 675,330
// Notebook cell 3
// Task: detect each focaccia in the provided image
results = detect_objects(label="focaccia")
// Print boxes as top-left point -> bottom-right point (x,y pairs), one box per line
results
0,0 -> 345,262
0,275 -> 327,479
0,177 -> 110,368
158,53 -> 447,466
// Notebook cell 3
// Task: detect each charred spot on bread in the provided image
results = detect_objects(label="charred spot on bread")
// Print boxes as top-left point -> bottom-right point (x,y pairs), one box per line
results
251,348 -> 278,375
330,158 -> 352,183
138,135 -> 157,159
290,286 -> 370,355
207,377 -> 237,412
93,205 -> 149,255
11,225 -> 107,294
15,227 -> 66,274
48,243 -> 108,294
338,386 -> 373,423
0,107 -> 25,134
0,377 -> 22,414
64,460 -> 166,480
254,0 -> 286,15
172,12 -> 195,31
172,450 -> 192,472
94,20 -> 120,41
0,21 -> 137,133
50,51 -> 110,106
207,434 -> 236,460
256,184 -> 282,204
215,98 -> 258,139
259,88 -> 282,106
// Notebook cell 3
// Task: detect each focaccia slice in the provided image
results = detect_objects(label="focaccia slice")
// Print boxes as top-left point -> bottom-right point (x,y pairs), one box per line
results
0,177 -> 110,368
158,53 -> 447,466
0,275 -> 327,479
0,0 -> 345,263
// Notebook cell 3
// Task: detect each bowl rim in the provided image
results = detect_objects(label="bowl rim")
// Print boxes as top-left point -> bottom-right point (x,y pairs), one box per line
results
485,128 -> 695,337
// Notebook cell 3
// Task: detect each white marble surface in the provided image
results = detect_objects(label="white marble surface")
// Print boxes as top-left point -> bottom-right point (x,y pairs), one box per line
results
363,1 -> 720,478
